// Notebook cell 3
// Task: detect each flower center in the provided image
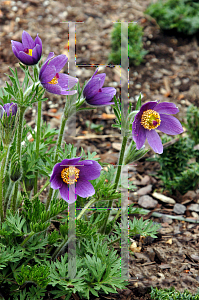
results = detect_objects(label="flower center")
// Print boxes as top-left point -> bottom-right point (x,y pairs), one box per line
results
48,73 -> 59,85
141,109 -> 161,130
24,48 -> 32,56
61,166 -> 80,185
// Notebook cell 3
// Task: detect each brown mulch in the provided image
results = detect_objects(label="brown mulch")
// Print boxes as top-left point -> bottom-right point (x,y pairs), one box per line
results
1,0 -> 199,299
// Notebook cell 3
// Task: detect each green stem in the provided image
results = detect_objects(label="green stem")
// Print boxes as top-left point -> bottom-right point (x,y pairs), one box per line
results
51,235 -> 73,261
34,101 -> 42,194
77,198 -> 97,220
23,81 -> 40,98
12,106 -> 26,213
31,178 -> 50,202
20,231 -> 35,247
4,179 -> 14,218
101,135 -> 128,234
46,103 -> 69,210
0,145 -> 9,221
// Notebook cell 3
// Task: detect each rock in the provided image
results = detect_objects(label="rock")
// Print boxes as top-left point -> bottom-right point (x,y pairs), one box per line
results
152,192 -> 176,204
191,212 -> 199,219
136,184 -> 152,196
173,203 -> 186,215
161,215 -> 173,224
182,190 -> 196,200
138,195 -> 158,209
188,204 -> 199,212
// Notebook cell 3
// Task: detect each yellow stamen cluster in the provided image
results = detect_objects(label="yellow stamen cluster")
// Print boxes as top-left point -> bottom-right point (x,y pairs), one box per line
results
48,76 -> 58,85
27,49 -> 32,56
141,109 -> 161,130
61,166 -> 80,185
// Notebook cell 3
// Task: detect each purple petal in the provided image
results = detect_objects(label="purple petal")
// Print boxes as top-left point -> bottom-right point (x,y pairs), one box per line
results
32,44 -> 42,62
59,183 -> 77,203
83,73 -> 106,99
155,102 -> 179,114
132,115 -> 146,149
87,87 -> 116,106
51,176 -> 63,190
0,105 -> 4,118
140,101 -> 158,115
11,41 -> 23,54
39,52 -> 54,79
58,73 -> 78,89
78,160 -> 101,180
40,65 -> 57,83
41,83 -> 62,95
76,178 -> 95,198
22,31 -> 35,49
157,114 -> 184,135
146,130 -> 163,154
60,89 -> 77,95
35,34 -> 42,49
50,163 -> 63,185
48,55 -> 68,73
17,51 -> 35,65
60,157 -> 81,167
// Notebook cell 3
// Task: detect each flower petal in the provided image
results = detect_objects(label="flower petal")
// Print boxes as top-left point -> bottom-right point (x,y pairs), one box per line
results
35,34 -> 42,49
155,102 -> 179,114
32,44 -> 42,62
132,115 -> 146,149
41,83 -> 62,95
83,73 -> 106,99
16,51 -> 34,65
146,130 -> 163,154
40,65 -> 56,83
59,183 -> 77,203
39,52 -> 54,79
158,114 -> 184,135
76,178 -> 95,198
48,55 -> 68,73
11,41 -> 23,53
78,160 -> 101,180
60,157 -> 81,167
140,101 -> 158,115
58,73 -> 78,89
22,31 -> 35,49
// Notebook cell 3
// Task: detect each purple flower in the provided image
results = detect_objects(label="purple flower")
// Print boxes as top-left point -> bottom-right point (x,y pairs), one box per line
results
50,157 -> 101,203
0,102 -> 17,118
39,52 -> 78,95
11,31 -> 42,65
132,101 -> 184,154
83,69 -> 116,106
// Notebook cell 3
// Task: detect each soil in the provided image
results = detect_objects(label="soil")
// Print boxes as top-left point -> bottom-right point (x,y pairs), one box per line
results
1,0 -> 199,299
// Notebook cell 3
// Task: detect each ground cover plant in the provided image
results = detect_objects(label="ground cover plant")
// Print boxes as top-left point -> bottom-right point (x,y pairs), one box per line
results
0,31 -> 184,299
145,0 -> 199,36
108,22 -> 147,66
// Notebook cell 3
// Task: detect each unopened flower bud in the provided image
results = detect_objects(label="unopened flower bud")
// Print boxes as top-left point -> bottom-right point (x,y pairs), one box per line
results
10,153 -> 21,182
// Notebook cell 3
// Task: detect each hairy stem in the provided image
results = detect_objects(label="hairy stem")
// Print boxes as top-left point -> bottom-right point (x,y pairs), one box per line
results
12,106 -> 26,212
101,135 -> 128,234
34,101 -> 42,194
0,145 -> 9,221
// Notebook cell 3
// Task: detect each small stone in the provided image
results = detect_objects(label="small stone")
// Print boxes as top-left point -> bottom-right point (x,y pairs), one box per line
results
137,184 -> 152,196
138,195 -> 158,209
173,203 -> 186,215
182,190 -> 196,200
161,215 -> 173,224
188,204 -> 199,212
191,212 -> 199,219
152,192 -> 176,204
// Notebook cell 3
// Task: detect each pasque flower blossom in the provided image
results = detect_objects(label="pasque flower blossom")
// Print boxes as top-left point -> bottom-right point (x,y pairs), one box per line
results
0,102 -> 17,118
11,31 -> 42,65
39,52 -> 78,95
50,157 -> 101,203
132,101 -> 183,154
83,69 -> 116,106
